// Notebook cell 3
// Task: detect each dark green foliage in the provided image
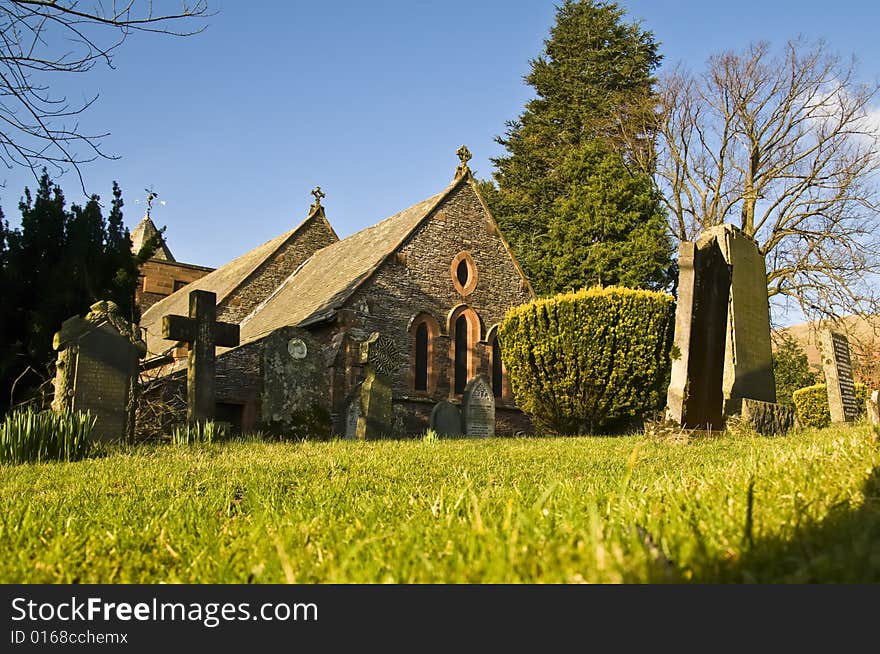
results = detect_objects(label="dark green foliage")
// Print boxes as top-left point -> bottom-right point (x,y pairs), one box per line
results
499,286 -> 675,434
773,336 -> 820,406
793,383 -> 868,429
483,0 -> 671,296
0,172 -> 154,412
0,408 -> 93,464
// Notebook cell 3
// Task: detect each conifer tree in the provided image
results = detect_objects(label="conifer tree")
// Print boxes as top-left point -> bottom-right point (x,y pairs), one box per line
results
483,0 -> 671,295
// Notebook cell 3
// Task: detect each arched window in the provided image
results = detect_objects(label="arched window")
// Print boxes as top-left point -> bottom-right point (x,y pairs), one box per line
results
448,305 -> 481,396
409,312 -> 440,395
487,324 -> 507,401
414,322 -> 429,391
491,337 -> 503,398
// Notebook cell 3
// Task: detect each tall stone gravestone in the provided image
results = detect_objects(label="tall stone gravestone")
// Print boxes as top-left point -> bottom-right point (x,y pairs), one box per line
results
462,376 -> 494,438
666,235 -> 730,429
355,333 -> 399,439
430,400 -> 463,437
52,301 -> 146,442
666,224 -> 780,432
819,329 -> 859,423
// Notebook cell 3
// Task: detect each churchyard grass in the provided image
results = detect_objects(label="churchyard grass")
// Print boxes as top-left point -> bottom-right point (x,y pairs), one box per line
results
1,425 -> 877,583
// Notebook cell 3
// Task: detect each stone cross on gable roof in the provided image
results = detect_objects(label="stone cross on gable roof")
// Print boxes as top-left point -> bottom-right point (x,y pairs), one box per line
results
455,145 -> 472,179
311,186 -> 325,210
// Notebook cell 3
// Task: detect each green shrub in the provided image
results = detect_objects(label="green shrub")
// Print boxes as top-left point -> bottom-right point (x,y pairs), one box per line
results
0,408 -> 94,464
772,335 -> 820,406
171,421 -> 227,445
792,383 -> 868,428
499,285 -> 675,434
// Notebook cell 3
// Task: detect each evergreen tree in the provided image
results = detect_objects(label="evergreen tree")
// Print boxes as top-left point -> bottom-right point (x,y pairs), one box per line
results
483,0 -> 671,295
0,173 -> 147,412
772,336 -> 820,406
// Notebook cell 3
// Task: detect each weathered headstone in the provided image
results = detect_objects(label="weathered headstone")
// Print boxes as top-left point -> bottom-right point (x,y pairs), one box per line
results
430,400 -> 463,437
666,224 -> 779,430
716,225 -> 776,413
867,390 -> 879,427
665,237 -> 730,429
741,398 -> 797,436
819,329 -> 859,423
355,333 -> 399,439
260,326 -> 329,438
52,301 -> 146,442
462,376 -> 495,438
344,386 -> 362,440
162,290 -> 239,423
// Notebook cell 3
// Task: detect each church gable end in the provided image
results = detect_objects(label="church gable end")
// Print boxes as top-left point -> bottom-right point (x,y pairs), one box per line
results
221,210 -> 338,323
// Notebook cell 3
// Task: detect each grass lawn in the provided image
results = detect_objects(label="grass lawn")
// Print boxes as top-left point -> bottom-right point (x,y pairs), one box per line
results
1,425 -> 878,583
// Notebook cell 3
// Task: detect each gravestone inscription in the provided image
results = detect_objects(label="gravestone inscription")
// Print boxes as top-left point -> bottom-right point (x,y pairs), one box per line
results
819,329 -> 859,423
462,376 -> 494,438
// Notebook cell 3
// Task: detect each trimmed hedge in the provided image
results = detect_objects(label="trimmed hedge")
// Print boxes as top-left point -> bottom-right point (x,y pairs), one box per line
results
792,383 -> 868,429
499,286 -> 675,434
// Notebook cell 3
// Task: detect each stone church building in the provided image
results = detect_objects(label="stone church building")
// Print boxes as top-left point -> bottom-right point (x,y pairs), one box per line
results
139,149 -> 535,437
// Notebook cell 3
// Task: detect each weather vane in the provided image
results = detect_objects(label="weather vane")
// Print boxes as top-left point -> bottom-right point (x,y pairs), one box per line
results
145,186 -> 158,217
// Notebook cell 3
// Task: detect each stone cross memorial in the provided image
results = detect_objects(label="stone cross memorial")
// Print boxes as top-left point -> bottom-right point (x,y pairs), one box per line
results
162,290 -> 239,423
463,376 -> 495,438
819,329 -> 859,423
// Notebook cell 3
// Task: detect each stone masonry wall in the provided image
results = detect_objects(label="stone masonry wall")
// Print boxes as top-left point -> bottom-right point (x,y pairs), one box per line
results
137,259 -> 214,314
219,215 -> 338,324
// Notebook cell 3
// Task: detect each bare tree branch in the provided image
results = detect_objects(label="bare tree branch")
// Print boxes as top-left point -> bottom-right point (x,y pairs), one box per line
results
0,1 -> 211,192
650,38 -> 880,323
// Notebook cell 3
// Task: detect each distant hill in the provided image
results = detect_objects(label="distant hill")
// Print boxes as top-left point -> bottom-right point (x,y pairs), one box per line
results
774,314 -> 880,388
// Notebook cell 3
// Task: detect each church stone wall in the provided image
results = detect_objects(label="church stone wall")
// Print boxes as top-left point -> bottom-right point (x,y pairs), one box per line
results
220,217 -> 338,324
137,259 -> 214,314
340,181 -> 533,436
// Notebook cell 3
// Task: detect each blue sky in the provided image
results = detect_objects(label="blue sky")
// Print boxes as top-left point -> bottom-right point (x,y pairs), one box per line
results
2,0 -> 879,278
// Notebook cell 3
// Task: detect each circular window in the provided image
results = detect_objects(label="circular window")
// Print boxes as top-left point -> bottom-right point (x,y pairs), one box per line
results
450,251 -> 478,296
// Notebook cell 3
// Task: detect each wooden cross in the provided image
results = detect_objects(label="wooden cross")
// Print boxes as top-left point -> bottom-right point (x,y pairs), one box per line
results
162,290 -> 239,423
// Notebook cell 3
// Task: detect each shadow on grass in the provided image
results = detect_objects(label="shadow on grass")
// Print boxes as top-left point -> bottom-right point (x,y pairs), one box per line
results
697,465 -> 880,583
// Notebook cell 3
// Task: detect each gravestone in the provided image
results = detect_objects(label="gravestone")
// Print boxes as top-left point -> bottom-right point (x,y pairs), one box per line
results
666,224 -> 780,430
867,390 -> 879,427
260,326 -> 329,438
740,398 -> 797,436
344,386 -> 362,440
819,329 -> 859,423
715,225 -> 776,413
52,301 -> 146,442
665,236 -> 730,429
162,289 -> 239,423
462,376 -> 495,438
430,400 -> 463,437
355,333 -> 400,439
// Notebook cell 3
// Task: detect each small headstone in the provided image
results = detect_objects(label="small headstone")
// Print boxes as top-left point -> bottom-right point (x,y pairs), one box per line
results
740,398 -> 797,436
52,301 -> 146,442
819,329 -> 859,423
430,401 -> 463,437
867,390 -> 879,427
462,376 -> 495,438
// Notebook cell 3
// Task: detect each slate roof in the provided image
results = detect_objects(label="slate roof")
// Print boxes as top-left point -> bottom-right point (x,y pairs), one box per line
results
131,215 -> 175,261
140,208 -> 334,356
238,181 -> 459,344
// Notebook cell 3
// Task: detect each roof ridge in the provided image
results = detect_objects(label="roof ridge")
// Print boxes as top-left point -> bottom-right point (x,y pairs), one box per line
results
216,206 -> 336,308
